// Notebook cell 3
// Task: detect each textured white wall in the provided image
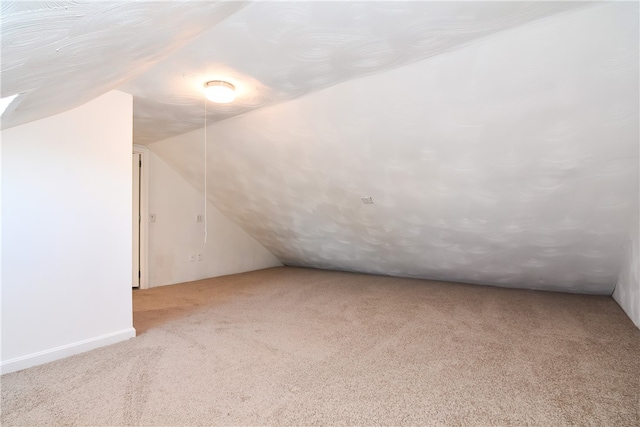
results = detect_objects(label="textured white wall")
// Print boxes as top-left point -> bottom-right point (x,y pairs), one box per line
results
150,4 -> 638,295
1,91 -> 135,373
147,150 -> 281,288
121,1 -> 585,144
613,219 -> 640,328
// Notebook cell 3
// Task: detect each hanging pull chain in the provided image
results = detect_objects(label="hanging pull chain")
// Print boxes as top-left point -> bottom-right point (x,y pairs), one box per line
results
203,92 -> 208,244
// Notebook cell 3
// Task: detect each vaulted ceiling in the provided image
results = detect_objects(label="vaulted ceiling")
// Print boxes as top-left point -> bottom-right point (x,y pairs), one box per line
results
3,1 -> 586,142
2,1 -> 638,294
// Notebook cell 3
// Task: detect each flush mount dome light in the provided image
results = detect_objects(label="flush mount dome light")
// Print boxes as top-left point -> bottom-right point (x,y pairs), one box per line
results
204,80 -> 236,103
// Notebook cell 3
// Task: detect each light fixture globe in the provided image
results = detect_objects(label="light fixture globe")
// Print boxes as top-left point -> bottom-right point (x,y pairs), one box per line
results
204,80 -> 236,103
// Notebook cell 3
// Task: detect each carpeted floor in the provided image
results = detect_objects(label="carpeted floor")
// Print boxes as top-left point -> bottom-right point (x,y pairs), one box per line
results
2,266 -> 639,426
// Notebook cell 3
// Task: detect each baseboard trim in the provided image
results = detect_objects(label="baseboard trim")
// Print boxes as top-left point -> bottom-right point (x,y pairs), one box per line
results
1,327 -> 136,375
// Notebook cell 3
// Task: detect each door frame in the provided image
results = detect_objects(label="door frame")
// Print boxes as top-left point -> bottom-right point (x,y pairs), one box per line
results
133,144 -> 150,289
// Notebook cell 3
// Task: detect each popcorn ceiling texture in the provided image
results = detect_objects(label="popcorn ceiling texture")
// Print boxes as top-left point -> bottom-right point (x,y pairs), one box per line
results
2,1 -> 585,143
149,3 -> 639,294
0,1 -> 246,130
2,2 -> 638,297
122,1 -> 587,144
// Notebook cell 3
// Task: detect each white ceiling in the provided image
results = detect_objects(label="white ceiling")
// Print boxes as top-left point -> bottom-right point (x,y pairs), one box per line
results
3,1 -> 586,143
1,1 -> 246,131
2,1 -> 639,293
150,2 -> 639,294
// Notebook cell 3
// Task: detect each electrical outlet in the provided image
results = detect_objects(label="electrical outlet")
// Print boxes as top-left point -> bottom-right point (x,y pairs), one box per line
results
196,214 -> 203,223
189,254 -> 195,262
149,213 -> 157,223
197,253 -> 203,261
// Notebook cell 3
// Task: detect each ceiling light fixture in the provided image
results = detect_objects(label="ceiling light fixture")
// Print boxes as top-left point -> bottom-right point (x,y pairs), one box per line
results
204,80 -> 235,103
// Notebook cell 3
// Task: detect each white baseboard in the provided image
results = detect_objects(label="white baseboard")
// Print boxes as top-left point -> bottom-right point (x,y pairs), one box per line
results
1,328 -> 136,375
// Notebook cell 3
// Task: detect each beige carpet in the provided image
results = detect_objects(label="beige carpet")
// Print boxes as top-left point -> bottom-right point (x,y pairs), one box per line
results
2,267 -> 639,426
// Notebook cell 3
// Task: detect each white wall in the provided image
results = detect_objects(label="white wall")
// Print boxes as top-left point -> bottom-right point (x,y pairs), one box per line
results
150,4 -> 638,296
147,150 -> 281,288
1,91 -> 135,374
613,218 -> 640,328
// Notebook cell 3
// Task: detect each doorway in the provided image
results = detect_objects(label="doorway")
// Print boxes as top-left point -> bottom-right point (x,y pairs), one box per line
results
132,145 -> 149,289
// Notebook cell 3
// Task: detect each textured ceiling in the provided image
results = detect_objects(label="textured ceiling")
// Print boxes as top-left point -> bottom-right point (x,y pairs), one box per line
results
2,1 -> 638,294
2,1 -> 586,143
1,1 -> 246,129
149,2 -> 639,294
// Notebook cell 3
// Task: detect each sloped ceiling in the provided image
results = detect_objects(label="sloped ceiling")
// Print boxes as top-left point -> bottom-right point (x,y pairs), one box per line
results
2,1 -> 639,294
0,1 -> 246,129
3,1 -> 585,142
150,2 -> 639,294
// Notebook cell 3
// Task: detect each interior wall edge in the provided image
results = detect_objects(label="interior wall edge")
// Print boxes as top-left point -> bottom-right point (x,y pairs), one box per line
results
1,90 -> 134,367
613,218 -> 640,329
